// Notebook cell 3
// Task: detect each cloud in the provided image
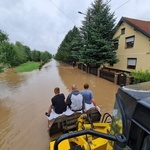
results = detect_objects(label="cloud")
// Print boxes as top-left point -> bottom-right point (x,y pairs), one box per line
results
110,0 -> 150,22
0,0 -> 150,55
0,0 -> 93,54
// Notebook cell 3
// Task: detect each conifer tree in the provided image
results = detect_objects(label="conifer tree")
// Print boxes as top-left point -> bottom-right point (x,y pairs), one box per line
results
70,26 -> 82,61
55,30 -> 73,63
55,26 -> 81,63
79,0 -> 118,67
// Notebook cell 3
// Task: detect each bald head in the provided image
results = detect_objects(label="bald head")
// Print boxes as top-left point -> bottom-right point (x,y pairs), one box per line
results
72,84 -> 77,90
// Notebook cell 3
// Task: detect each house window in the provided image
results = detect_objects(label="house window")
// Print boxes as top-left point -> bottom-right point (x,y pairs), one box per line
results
121,28 -> 125,34
125,36 -> 135,48
127,58 -> 136,69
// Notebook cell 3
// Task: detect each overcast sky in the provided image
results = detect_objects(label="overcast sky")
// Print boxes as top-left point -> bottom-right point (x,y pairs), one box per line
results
0,0 -> 150,55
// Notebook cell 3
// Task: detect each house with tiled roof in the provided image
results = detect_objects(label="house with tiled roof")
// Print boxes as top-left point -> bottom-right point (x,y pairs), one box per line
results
105,17 -> 150,72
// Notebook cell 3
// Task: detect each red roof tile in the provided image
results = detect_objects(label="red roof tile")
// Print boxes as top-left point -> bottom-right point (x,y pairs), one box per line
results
119,17 -> 150,38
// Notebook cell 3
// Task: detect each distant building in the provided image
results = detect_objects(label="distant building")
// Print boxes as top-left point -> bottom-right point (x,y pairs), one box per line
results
105,17 -> 150,72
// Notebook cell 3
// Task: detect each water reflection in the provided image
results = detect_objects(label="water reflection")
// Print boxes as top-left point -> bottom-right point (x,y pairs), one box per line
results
0,59 -> 119,150
0,69 -> 27,86
0,68 -> 27,99
57,61 -> 119,114
0,98 -> 13,150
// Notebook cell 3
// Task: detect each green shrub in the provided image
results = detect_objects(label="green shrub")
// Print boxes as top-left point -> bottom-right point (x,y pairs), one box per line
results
131,69 -> 150,84
39,62 -> 45,70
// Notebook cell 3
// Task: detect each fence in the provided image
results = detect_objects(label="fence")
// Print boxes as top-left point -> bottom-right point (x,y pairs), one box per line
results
99,69 -> 115,82
89,67 -> 98,76
77,63 -> 133,86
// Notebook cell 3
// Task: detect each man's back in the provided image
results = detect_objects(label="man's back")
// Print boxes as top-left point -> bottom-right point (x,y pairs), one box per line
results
81,89 -> 93,104
52,93 -> 67,114
70,92 -> 83,111
66,85 -> 84,111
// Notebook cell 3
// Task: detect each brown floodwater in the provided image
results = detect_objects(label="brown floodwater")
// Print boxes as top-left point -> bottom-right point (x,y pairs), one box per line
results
0,59 -> 119,150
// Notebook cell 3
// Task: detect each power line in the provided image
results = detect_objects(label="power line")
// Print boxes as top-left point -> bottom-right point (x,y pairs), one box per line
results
48,0 -> 77,25
48,0 -> 131,26
114,0 -> 131,11
105,0 -> 111,5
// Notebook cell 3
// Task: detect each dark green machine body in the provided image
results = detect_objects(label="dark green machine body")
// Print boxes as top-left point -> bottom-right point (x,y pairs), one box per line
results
115,82 -> 150,150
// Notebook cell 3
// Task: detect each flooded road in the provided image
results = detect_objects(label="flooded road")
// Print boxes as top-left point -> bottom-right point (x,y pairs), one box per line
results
0,59 -> 119,150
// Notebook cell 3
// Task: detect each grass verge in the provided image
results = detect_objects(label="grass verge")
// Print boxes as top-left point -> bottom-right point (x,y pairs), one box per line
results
15,62 -> 41,73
